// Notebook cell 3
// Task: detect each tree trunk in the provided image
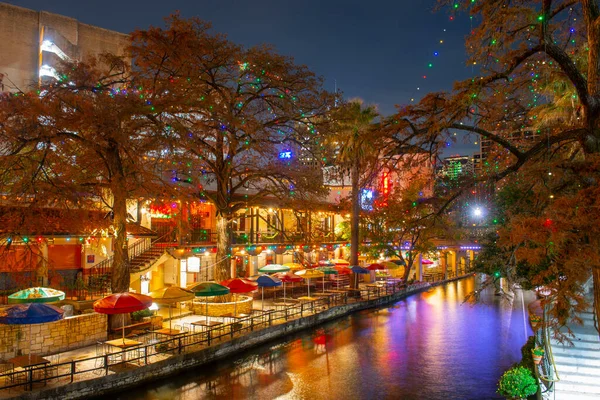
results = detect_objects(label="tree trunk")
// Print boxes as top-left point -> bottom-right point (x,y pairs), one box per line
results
350,157 -> 360,288
111,183 -> 130,293
215,211 -> 232,282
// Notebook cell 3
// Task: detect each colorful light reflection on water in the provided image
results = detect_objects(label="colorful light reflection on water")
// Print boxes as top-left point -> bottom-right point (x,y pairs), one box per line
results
116,276 -> 535,400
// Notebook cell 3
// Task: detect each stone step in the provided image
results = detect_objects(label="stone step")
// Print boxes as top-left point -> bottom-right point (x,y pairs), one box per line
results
554,353 -> 600,366
558,325 -> 600,342
552,344 -> 600,356
553,380 -> 600,394
558,371 -> 600,385
552,338 -> 600,350
555,361 -> 600,375
554,389 -> 600,400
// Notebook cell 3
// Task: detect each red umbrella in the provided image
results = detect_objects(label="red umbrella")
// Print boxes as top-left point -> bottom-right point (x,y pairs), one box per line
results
366,263 -> 386,271
220,278 -> 258,315
274,272 -> 303,299
422,259 -> 434,265
220,278 -> 258,293
334,266 -> 352,275
94,292 -> 153,343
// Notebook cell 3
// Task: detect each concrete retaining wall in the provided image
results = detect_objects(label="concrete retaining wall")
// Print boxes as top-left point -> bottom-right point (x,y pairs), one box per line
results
14,276 -> 469,400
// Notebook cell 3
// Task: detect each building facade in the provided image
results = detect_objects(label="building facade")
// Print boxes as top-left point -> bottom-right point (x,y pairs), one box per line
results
0,2 -> 129,93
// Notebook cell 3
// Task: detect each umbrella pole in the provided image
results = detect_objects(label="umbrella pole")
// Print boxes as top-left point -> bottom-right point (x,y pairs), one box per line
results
169,305 -> 172,332
122,314 -> 125,344
262,288 -> 264,311
283,282 -> 286,300
308,278 -> 310,298
323,276 -> 325,293
205,299 -> 208,322
234,294 -> 237,316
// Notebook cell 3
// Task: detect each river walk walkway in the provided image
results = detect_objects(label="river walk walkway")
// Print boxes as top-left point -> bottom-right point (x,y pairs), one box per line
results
0,275 -> 470,400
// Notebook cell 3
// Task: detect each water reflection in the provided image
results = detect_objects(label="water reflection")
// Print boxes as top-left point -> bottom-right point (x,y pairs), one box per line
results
116,276 -> 535,400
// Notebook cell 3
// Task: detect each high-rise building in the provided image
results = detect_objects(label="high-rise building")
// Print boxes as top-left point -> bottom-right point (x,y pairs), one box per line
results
0,2 -> 129,93
437,155 -> 474,180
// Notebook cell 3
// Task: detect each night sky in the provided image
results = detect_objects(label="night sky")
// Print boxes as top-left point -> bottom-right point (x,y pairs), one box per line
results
6,0 -> 479,156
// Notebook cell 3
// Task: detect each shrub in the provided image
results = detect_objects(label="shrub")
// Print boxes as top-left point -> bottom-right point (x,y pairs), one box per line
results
497,366 -> 538,399
131,309 -> 153,322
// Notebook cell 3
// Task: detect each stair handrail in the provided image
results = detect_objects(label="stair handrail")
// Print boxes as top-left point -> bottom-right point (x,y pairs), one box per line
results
534,300 -> 560,394
87,229 -> 173,276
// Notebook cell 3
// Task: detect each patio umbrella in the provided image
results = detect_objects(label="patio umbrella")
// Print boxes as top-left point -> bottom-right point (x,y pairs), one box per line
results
422,259 -> 434,265
0,303 -> 64,361
273,272 -> 302,299
334,266 -> 352,275
351,265 -> 369,287
317,267 -> 338,292
380,261 -> 400,270
295,269 -> 324,298
318,260 -> 334,266
93,292 -> 153,343
282,263 -> 304,271
220,278 -> 258,316
258,264 -> 291,274
329,259 -> 350,265
149,286 -> 194,331
190,282 -> 230,320
256,275 -> 282,310
366,263 -> 386,271
8,287 -> 65,304
351,266 -> 369,274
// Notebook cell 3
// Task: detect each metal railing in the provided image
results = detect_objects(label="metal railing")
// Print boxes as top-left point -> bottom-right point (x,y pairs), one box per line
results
534,300 -> 560,396
0,280 -> 429,392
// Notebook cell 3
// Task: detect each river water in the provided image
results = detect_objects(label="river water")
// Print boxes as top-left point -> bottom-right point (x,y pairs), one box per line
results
116,276 -> 535,400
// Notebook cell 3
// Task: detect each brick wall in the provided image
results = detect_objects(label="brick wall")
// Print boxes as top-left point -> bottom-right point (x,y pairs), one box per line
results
0,312 -> 107,361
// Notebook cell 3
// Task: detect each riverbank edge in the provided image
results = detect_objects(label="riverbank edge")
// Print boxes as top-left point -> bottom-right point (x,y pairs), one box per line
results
14,274 -> 471,400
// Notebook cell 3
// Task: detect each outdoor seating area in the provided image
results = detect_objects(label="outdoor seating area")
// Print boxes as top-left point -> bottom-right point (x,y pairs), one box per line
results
0,277 -> 428,396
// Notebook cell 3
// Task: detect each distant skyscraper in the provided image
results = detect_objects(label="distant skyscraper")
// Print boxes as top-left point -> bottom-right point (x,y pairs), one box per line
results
438,156 -> 474,180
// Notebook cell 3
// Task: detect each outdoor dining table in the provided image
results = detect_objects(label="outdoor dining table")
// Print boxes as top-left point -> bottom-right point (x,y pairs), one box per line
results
8,354 -> 50,390
152,328 -> 182,336
190,320 -> 223,333
105,338 -> 143,363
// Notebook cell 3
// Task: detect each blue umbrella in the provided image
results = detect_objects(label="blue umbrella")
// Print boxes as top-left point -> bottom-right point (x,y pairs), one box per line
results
0,303 -> 64,325
256,275 -> 282,310
351,266 -> 369,274
0,303 -> 64,360
351,266 -> 369,288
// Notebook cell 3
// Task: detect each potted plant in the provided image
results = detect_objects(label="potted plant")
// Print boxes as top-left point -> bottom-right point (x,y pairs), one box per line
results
529,314 -> 542,330
497,366 -> 538,399
531,347 -> 545,365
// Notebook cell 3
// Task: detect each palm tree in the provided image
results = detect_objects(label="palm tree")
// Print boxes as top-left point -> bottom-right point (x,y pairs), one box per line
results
334,100 -> 380,284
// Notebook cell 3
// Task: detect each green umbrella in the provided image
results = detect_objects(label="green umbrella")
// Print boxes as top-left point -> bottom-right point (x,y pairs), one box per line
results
8,287 -> 65,304
317,267 -> 338,292
188,282 -> 230,320
258,264 -> 291,274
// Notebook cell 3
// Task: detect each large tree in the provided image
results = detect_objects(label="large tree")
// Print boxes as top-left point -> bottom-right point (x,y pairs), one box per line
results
389,0 -> 600,331
131,16 -> 333,281
0,55 -> 170,294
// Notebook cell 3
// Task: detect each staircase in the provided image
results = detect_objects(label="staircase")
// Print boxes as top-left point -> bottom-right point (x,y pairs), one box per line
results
551,306 -> 600,399
130,245 -> 168,273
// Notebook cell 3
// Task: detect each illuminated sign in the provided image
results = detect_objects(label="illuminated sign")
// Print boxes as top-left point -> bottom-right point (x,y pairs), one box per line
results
279,151 -> 292,159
